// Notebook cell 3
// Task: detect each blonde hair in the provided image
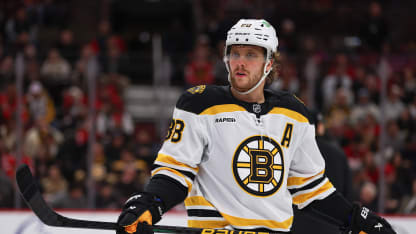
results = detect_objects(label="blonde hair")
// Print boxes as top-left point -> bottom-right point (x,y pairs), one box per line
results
266,51 -> 280,84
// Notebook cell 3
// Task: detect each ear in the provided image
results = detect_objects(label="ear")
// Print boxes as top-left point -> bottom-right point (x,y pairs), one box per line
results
265,59 -> 273,73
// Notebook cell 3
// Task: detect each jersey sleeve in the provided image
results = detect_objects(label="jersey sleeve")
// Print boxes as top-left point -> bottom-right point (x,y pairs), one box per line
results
151,106 -> 207,195
288,124 -> 336,209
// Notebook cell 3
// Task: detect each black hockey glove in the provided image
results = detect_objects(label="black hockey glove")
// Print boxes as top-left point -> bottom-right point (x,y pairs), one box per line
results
345,203 -> 396,234
116,192 -> 165,234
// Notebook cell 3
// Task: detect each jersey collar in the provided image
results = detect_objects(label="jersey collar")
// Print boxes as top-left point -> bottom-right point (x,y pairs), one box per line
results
226,86 -> 274,117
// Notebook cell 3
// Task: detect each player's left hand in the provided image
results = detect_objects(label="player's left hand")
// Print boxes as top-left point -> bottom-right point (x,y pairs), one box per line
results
346,203 -> 396,234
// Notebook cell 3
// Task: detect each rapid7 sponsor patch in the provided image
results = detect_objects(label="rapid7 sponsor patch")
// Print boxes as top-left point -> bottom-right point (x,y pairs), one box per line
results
215,117 -> 236,123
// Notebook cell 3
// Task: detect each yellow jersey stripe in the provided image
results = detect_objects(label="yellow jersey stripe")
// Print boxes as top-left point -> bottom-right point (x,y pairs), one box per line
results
287,170 -> 325,187
200,104 -> 246,115
292,180 -> 334,205
186,196 -> 293,229
155,153 -> 199,173
185,196 -> 215,207
221,212 -> 293,230
152,167 -> 193,193
188,220 -> 229,228
268,107 -> 308,123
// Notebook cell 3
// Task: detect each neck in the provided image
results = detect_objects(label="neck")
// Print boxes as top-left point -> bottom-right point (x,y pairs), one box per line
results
231,86 -> 265,103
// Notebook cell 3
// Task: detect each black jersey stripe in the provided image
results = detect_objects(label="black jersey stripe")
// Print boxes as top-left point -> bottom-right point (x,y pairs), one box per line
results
187,209 -> 223,218
152,164 -> 196,181
288,176 -> 327,195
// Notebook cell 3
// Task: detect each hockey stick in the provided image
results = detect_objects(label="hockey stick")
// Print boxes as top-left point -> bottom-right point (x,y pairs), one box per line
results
16,164 -> 276,234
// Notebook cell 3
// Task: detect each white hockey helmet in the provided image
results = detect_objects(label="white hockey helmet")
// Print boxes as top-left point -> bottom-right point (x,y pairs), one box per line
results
223,19 -> 279,95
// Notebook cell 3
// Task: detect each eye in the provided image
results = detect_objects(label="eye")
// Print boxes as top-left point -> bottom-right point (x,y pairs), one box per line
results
246,52 -> 258,59
230,52 -> 240,60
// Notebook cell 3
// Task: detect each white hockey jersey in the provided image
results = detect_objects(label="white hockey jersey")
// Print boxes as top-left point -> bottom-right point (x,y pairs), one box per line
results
152,85 -> 335,232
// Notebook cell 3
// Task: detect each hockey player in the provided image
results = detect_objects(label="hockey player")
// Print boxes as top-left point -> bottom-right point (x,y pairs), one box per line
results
117,19 -> 396,234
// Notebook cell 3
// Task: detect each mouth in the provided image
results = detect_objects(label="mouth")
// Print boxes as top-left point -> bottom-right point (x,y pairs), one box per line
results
234,71 -> 247,78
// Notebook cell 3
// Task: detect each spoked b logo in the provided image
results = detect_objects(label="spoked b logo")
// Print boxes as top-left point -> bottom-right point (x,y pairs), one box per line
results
232,135 -> 284,197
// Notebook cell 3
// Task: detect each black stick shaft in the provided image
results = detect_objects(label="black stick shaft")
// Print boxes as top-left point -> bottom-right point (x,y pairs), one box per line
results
16,164 -> 277,234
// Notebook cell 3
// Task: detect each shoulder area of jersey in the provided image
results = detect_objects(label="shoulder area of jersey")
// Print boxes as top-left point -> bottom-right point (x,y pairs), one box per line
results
266,89 -> 305,106
266,89 -> 313,123
176,85 -> 229,114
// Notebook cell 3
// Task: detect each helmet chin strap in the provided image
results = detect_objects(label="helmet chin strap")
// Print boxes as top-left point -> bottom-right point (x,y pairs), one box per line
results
228,60 -> 272,95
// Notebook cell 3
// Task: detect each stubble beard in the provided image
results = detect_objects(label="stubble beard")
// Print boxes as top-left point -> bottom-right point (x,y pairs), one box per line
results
230,70 -> 262,92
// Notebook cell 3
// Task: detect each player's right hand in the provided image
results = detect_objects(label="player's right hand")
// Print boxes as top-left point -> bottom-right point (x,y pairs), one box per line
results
116,192 -> 165,234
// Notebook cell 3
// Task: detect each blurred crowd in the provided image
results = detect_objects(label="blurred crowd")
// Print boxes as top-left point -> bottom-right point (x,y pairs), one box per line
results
0,0 -> 415,214
0,0 -> 159,209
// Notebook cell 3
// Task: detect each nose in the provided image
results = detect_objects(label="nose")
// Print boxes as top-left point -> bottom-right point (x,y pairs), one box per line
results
233,57 -> 246,68
236,61 -> 245,68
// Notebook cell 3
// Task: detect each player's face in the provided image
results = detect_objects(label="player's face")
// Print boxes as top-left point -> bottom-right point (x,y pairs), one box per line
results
228,45 -> 267,92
